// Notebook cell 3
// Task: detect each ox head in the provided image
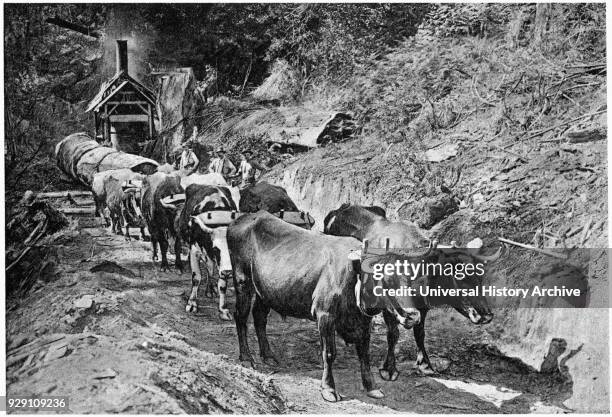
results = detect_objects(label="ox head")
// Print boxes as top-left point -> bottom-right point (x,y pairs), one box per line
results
122,185 -> 146,228
187,187 -> 239,278
426,239 -> 502,324
348,242 -> 441,329
189,210 -> 242,277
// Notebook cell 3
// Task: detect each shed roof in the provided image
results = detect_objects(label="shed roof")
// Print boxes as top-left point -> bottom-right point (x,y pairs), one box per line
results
86,72 -> 156,113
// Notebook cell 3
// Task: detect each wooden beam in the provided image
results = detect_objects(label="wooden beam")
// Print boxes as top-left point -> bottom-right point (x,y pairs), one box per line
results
136,103 -> 149,114
104,105 -> 111,143
105,101 -> 153,106
109,114 -> 149,122
94,113 -> 99,140
148,104 -> 154,138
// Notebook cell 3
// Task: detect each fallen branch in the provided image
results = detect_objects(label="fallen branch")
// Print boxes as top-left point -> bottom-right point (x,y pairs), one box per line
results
498,237 -> 567,260
524,109 -> 607,140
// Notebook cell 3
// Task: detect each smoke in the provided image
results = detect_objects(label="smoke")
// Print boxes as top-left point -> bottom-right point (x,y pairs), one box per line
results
101,5 -> 154,82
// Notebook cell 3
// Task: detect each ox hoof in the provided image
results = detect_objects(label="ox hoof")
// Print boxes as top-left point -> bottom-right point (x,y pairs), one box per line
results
218,309 -> 233,321
367,389 -> 385,399
379,368 -> 399,381
185,302 -> 198,313
321,388 -> 342,402
416,364 -> 436,376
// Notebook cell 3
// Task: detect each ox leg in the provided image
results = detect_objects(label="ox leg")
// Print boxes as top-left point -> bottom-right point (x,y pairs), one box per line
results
151,238 -> 159,262
186,244 -> 204,313
380,310 -> 400,381
355,326 -> 384,399
317,311 -> 341,402
234,266 -> 255,366
217,269 -> 232,321
253,296 -> 278,365
159,238 -> 170,271
414,308 -> 435,375
174,234 -> 183,273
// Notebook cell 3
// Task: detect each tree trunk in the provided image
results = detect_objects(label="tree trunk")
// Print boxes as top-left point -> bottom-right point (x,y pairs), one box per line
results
533,3 -> 553,47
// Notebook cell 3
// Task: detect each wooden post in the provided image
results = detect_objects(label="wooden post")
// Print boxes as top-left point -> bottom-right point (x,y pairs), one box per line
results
104,105 -> 111,145
148,103 -> 154,138
362,238 -> 369,255
94,112 -> 99,141
384,237 -> 390,252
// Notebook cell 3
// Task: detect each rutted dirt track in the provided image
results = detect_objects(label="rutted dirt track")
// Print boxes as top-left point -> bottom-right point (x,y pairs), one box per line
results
7,223 -> 571,414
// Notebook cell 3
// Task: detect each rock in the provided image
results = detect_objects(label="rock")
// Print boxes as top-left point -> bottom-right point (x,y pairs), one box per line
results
432,357 -> 451,372
425,143 -> 459,162
44,345 -> 69,362
74,294 -> 94,309
472,192 -> 485,206
93,368 -> 117,379
466,237 -> 483,248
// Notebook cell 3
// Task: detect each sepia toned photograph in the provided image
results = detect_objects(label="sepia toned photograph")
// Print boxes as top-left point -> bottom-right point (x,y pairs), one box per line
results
4,3 -> 609,414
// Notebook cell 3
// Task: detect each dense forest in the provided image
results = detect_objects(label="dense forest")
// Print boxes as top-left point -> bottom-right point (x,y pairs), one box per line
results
4,3 -> 605,200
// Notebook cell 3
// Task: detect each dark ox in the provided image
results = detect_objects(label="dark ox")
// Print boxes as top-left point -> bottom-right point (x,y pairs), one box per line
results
142,172 -> 184,271
323,204 -> 500,377
324,203 -> 427,247
227,211 -> 421,402
163,184 -> 238,320
240,181 -> 315,229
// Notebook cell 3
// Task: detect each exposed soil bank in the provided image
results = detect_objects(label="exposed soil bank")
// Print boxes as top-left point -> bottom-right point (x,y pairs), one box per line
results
266,152 -> 609,413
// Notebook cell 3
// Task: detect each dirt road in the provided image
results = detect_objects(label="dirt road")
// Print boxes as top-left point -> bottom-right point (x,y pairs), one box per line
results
7,222 -> 571,413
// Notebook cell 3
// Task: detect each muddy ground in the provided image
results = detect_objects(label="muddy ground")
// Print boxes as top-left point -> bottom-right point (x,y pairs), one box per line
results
5,218 -> 574,414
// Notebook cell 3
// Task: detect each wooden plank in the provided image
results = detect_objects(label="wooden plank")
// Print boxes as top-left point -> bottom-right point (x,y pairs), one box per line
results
59,207 -> 96,215
148,104 -> 154,137
35,191 -> 93,199
105,101 -> 152,106
109,114 -> 149,122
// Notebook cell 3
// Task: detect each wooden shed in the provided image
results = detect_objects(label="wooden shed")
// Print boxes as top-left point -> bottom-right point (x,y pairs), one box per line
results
86,40 -> 156,154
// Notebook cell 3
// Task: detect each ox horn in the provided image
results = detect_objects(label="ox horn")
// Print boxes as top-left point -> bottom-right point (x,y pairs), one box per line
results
190,215 -> 213,233
160,199 -> 177,210
474,246 -> 503,263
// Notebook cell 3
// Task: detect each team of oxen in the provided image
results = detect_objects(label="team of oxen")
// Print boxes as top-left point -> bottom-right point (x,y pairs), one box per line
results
91,167 -> 501,403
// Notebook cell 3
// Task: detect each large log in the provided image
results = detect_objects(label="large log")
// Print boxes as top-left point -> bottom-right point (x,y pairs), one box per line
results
55,132 -> 158,187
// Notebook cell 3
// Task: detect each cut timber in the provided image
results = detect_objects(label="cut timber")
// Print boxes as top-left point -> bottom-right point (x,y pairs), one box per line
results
59,207 -> 97,215
565,128 -> 606,143
55,132 -> 158,187
35,191 -> 93,199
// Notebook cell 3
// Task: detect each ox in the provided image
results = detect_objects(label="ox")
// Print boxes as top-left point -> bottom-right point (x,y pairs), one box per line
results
323,204 -> 500,377
239,181 -> 315,229
324,203 -> 427,248
162,184 -> 238,320
141,172 -> 184,271
101,175 -> 146,240
91,169 -> 144,226
227,211 -> 422,402
181,172 -> 241,207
